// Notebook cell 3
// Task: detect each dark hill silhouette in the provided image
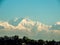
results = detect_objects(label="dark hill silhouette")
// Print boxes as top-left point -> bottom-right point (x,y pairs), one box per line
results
0,35 -> 60,45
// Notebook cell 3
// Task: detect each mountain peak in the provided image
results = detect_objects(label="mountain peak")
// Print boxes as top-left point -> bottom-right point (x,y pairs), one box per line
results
0,18 -> 51,32
56,22 -> 60,25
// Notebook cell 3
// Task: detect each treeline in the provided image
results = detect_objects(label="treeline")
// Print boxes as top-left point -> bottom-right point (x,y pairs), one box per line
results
0,35 -> 60,45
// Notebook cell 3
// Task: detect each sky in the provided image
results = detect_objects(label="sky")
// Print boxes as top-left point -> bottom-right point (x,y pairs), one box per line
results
0,0 -> 60,25
0,0 -> 60,41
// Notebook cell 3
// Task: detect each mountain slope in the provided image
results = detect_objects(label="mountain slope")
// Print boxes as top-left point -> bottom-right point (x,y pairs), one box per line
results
0,18 -> 60,41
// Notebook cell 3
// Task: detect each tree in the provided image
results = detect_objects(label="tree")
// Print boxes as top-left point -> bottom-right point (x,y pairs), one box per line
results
38,39 -> 45,45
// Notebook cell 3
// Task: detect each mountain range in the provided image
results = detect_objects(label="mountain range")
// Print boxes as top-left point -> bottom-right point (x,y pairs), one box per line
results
0,18 -> 60,41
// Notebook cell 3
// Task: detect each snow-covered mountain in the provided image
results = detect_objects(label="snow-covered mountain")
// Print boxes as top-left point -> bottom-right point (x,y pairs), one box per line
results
9,17 -> 24,26
16,18 -> 50,31
50,22 -> 60,30
0,18 -> 60,31
0,18 -> 60,41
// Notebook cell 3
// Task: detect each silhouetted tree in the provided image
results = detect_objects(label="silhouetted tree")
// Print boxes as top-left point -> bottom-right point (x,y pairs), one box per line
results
38,39 -> 45,45
0,35 -> 60,45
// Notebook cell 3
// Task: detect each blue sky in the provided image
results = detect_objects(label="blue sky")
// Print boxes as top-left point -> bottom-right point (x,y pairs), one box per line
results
0,0 -> 60,25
